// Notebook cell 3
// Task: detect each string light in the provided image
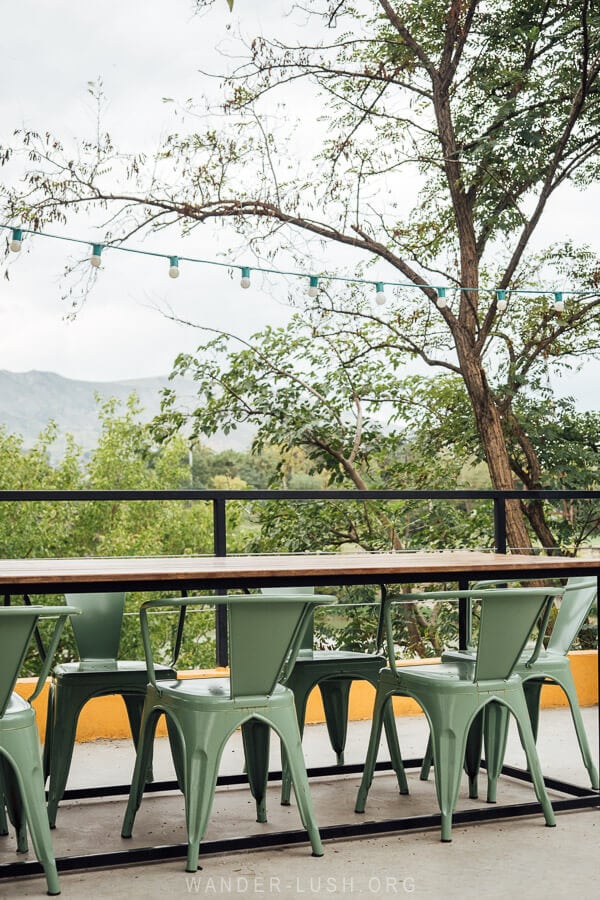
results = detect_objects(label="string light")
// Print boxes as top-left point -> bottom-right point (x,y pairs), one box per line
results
168,256 -> 180,279
90,244 -> 103,268
0,223 -> 594,310
9,228 -> 22,252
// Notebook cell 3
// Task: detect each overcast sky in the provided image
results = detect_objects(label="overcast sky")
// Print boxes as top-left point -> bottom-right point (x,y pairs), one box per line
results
1,0 -> 598,408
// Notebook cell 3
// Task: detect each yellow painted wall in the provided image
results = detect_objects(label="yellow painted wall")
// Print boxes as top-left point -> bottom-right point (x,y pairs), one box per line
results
15,652 -> 597,742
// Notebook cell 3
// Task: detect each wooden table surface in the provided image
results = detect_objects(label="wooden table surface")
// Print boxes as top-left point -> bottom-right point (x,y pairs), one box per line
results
0,550 -> 598,593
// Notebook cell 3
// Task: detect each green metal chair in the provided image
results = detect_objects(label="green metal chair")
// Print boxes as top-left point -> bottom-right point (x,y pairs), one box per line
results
0,604 -> 80,895
355,587 -> 559,841
122,592 -> 334,872
420,576 -> 599,795
261,587 -> 407,804
44,591 -> 177,827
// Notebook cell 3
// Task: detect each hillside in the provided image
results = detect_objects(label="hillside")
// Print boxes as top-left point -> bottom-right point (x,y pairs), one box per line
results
0,370 -> 253,459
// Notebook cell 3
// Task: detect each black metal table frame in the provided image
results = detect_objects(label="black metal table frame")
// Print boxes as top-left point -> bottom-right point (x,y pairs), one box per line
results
1,557 -> 598,881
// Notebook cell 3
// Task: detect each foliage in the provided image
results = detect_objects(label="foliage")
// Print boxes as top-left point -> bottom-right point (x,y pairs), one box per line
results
191,443 -> 279,489
0,396 -> 220,674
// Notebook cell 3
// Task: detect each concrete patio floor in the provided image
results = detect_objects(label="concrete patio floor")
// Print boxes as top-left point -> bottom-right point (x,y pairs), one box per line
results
1,706 -> 598,899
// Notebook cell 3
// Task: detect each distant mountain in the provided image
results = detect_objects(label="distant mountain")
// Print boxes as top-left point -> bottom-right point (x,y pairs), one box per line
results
0,370 -> 254,460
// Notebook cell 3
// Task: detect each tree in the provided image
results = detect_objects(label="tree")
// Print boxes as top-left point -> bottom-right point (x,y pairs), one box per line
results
2,0 -> 599,550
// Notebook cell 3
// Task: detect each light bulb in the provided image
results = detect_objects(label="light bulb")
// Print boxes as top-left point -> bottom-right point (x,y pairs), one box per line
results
169,256 -> 180,279
436,288 -> 447,308
375,282 -> 386,305
240,267 -> 251,289
496,290 -> 507,312
9,228 -> 22,252
553,292 -> 564,313
90,244 -> 102,268
307,276 -> 319,298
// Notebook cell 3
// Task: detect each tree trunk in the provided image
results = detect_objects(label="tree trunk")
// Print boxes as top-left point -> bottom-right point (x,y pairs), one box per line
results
453,336 -> 533,552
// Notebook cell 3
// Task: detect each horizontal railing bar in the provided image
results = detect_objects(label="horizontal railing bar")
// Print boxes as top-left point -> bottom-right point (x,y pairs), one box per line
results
1,489 -> 600,502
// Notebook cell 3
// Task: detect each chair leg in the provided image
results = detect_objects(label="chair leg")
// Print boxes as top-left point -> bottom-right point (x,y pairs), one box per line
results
241,719 -> 271,823
123,693 -> 155,783
1,724 -> 61,895
270,705 -> 324,857
420,734 -> 433,781
355,687 -> 391,813
483,701 -> 510,803
509,692 -> 556,828
381,701 -> 408,794
546,672 -> 599,790
42,682 -> 55,782
280,685 -> 309,806
522,679 -> 544,741
121,705 -> 162,839
45,687 -> 86,829
464,708 -> 484,800
179,716 -> 233,873
428,706 -> 471,842
319,678 -> 352,766
166,717 -> 185,792
0,756 -> 27,851
0,782 -> 7,836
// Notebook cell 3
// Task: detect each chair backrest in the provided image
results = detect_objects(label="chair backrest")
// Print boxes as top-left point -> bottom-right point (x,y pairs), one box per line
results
0,606 -> 79,717
547,576 -> 597,655
260,586 -> 315,653
64,592 -> 126,670
228,593 -> 332,697
474,589 -> 552,681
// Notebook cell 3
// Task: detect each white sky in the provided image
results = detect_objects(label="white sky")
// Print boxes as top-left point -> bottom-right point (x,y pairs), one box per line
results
0,0 -> 598,408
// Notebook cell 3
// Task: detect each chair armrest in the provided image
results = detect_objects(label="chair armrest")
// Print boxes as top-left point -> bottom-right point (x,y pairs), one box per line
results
27,606 -> 82,703
471,577 -> 561,590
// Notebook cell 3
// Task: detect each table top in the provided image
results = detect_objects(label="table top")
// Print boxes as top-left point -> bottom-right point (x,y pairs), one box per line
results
0,550 -> 597,594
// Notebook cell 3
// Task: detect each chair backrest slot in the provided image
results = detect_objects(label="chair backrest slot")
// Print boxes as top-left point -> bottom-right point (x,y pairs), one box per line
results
228,596 -> 318,697
547,577 -> 597,656
475,590 -> 550,681
65,592 -> 126,664
261,586 -> 315,652
0,615 -> 39,714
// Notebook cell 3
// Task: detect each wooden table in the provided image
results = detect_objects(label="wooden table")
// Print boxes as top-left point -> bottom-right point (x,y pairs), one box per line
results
1,549 -> 599,594
1,550 -> 598,881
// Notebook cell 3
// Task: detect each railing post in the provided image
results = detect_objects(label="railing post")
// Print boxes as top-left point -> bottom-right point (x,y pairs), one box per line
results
213,498 -> 229,667
458,577 -> 470,651
493,495 -> 507,554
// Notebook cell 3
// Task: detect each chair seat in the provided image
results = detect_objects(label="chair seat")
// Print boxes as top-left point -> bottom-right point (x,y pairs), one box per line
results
295,649 -> 385,663
382,661 -> 520,692
515,649 -> 567,671
0,692 -> 30,719
150,677 -> 293,709
54,660 -> 175,677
